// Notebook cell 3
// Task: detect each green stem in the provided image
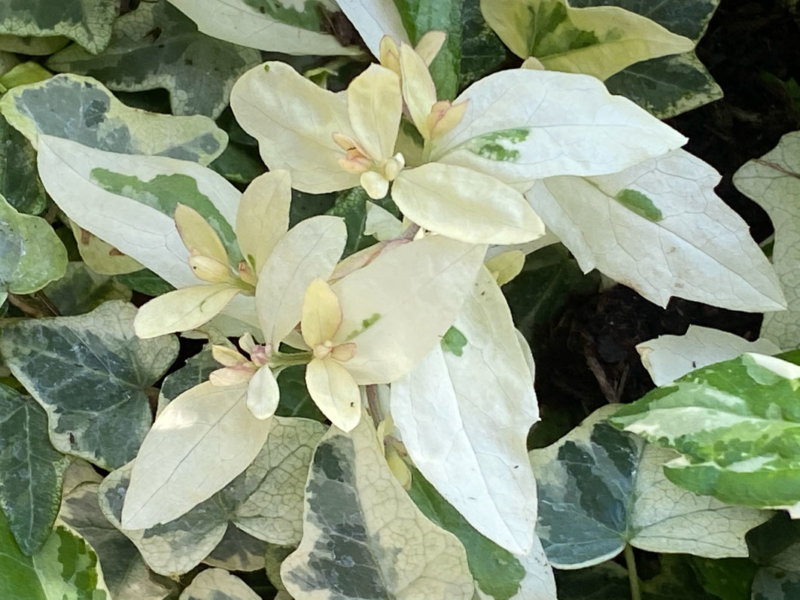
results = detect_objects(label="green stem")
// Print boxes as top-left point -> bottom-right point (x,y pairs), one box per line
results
268,351 -> 312,370
624,544 -> 641,600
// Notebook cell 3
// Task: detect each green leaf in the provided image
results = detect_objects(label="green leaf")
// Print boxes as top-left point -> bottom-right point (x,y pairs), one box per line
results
408,468 -> 555,600
60,483 -> 176,600
733,131 -> 800,350
179,568 -> 260,600
204,525 -> 269,572
43,262 -> 132,316
281,414 -> 475,599
0,0 -> 116,54
531,405 -> 769,568
157,344 -> 220,409
749,516 -> 800,599
47,0 -> 262,118
326,187 -> 376,257
0,384 -> 70,555
100,417 -> 325,575
115,269 -> 175,297
459,0 -> 509,90
275,365 -> 326,421
209,141 -> 266,185
0,301 -> 179,469
394,0 -> 463,99
0,35 -> 69,55
610,353 -> 800,512
554,563 -> 630,600
0,508 -> 109,600
0,193 -> 67,305
0,114 -> 46,215
0,74 -> 227,165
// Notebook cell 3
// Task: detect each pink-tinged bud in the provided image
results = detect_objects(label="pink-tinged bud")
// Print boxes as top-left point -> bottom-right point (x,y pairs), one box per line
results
332,132 -> 360,151
427,99 -> 469,139
239,332 -> 256,354
331,342 -> 357,362
249,343 -> 271,367
238,261 -> 257,287
212,345 -> 249,367
188,254 -> 235,284
360,171 -> 390,199
314,341 -> 334,360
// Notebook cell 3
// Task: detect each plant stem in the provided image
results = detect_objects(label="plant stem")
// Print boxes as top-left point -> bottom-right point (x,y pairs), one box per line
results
269,351 -> 312,369
624,544 -> 641,600
366,384 -> 381,426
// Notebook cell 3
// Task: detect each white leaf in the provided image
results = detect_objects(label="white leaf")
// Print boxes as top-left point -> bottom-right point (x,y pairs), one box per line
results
236,170 -> 291,275
332,235 -> 486,383
431,69 -> 686,187
336,0 -> 410,57
121,382 -> 273,530
527,150 -> 786,311
392,267 -> 539,554
637,325 -> 781,386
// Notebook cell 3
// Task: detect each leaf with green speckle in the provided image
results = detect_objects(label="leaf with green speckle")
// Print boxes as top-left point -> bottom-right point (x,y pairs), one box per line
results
281,414 -> 475,599
440,326 -> 468,356
614,188 -> 663,221
0,301 -> 179,470
326,187 -> 375,257
47,0 -> 262,118
204,526 -> 269,572
0,384 -> 70,556
1,74 -> 227,165
532,404 -> 769,568
0,0 -> 116,54
179,568 -> 260,600
44,262 -> 132,316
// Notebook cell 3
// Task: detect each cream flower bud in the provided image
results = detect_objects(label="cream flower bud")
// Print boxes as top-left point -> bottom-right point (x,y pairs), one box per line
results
189,254 -> 236,284
360,171 -> 390,200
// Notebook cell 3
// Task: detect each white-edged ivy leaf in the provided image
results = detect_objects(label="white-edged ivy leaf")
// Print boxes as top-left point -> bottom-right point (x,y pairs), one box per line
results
0,507 -> 110,600
481,0 -> 693,81
0,114 -> 46,214
69,220 -> 145,277
733,131 -> 800,349
0,192 -> 67,304
44,262 -> 132,316
37,135 -> 243,290
281,414 -> 475,599
167,0 -> 359,56
179,568 -> 260,600
0,0 -> 116,54
610,353 -> 800,513
326,187 -> 375,257
526,149 -> 786,311
60,482 -> 176,600
408,467 -> 556,600
0,34 -> 69,55
531,405 -> 770,568
47,0 -> 262,118
0,301 -> 179,470
0,384 -> 70,556
637,325 -> 781,386
157,344 -> 219,411
204,525 -> 268,572
103,417 -> 324,575
0,74 -> 227,165
459,0 -> 509,89
392,267 -> 539,555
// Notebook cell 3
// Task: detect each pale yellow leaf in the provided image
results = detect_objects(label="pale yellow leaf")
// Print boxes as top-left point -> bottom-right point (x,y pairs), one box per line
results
399,43 -> 437,138
305,358 -> 361,432
134,283 -> 240,339
174,203 -> 228,265
485,250 -> 525,285
236,170 -> 291,275
301,278 -> 343,348
347,64 -> 402,162
246,366 -> 280,420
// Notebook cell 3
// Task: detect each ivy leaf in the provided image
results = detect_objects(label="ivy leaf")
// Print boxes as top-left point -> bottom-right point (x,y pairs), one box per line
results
43,262 -> 132,316
0,0 -> 116,54
0,384 -> 70,556
59,483 -> 176,600
179,568 -> 260,600
481,0 -> 693,81
458,0 -> 509,90
0,35 -> 69,56
0,114 -> 46,215
102,417 -> 324,575
281,414 -> 475,599
610,353 -> 800,514
733,131 -> 800,349
392,267 -> 539,555
636,325 -> 781,387
1,74 -> 227,165
526,149 -> 786,311
749,516 -> 800,599
0,508 -> 110,600
531,405 -> 769,568
204,526 -> 269,572
167,0 -> 359,56
326,187 -> 375,257
47,0 -> 262,118
0,193 -> 67,306
0,301 -> 179,470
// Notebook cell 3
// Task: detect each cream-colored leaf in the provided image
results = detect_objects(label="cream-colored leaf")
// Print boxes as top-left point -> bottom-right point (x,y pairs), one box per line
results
256,215 -> 347,348
305,358 -> 361,432
485,250 -> 525,285
236,170 -> 291,275
167,0 -> 358,56
392,267 -> 539,554
637,325 -> 781,386
332,235 -> 485,383
121,382 -> 273,530
281,414 -> 474,599
393,163 -> 545,244
431,69 -> 686,186
336,0 -> 410,57
230,62 -> 359,194
399,43 -> 437,138
364,202 -> 404,241
733,131 -> 800,348
526,149 -> 786,311
134,284 -> 240,339
301,278 -> 343,348
69,221 -> 143,276
246,366 -> 280,420
175,203 -> 228,265
481,0 -> 693,80
347,64 -> 402,162
178,568 -> 260,600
